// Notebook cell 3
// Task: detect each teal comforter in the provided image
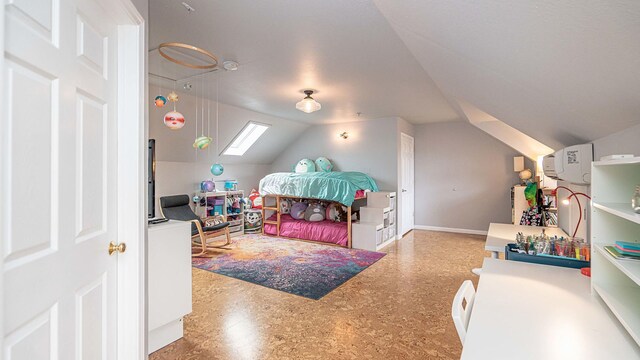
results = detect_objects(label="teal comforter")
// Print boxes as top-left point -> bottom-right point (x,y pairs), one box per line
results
259,172 -> 379,206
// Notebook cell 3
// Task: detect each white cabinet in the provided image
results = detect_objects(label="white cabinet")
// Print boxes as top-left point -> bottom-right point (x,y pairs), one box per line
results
148,221 -> 192,354
591,157 -> 640,346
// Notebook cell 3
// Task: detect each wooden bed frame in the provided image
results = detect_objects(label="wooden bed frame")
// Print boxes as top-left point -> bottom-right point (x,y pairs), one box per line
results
260,194 -> 366,248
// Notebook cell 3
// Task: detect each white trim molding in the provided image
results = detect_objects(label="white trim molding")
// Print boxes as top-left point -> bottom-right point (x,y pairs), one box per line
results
414,225 -> 488,236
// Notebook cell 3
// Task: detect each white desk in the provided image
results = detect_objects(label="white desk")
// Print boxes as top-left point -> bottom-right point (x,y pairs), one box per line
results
461,258 -> 640,360
485,223 -> 568,258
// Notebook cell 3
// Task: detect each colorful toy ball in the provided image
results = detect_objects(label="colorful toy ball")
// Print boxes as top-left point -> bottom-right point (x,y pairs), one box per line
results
154,95 -> 167,107
167,91 -> 179,102
200,180 -> 215,192
193,136 -> 213,149
163,111 -> 185,130
210,163 -> 224,176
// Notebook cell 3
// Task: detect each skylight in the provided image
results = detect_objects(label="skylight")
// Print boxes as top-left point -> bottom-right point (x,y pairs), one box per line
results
222,121 -> 270,156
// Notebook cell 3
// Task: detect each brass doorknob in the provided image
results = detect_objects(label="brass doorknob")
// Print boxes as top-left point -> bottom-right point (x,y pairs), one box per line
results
108,242 -> 126,255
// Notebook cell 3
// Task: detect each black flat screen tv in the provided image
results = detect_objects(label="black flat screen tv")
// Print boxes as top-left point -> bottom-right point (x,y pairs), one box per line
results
148,139 -> 156,218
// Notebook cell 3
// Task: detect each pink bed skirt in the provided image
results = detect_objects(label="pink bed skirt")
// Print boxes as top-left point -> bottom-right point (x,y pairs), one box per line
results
264,214 -> 348,247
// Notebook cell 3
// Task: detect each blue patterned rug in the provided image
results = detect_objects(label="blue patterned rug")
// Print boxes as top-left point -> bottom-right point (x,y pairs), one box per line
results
192,234 -> 385,300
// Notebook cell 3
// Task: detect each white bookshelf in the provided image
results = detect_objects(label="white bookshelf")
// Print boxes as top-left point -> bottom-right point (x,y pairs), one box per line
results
591,157 -> 640,346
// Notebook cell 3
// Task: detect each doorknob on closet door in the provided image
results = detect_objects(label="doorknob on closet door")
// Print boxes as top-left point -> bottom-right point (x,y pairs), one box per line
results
108,242 -> 126,255
402,189 -> 407,192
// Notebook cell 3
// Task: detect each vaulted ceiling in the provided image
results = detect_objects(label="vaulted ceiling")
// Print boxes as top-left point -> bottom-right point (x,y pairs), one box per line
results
372,0 -> 640,149
149,0 -> 640,157
149,0 -> 459,125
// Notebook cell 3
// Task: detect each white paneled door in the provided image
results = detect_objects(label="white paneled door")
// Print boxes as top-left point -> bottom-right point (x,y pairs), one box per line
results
401,133 -> 415,235
2,0 -> 138,359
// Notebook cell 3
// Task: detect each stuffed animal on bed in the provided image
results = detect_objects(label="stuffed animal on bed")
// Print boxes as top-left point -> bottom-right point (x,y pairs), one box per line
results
326,203 -> 348,222
290,201 -> 308,220
315,157 -> 333,172
295,158 -> 316,173
304,203 -> 326,222
280,198 -> 291,214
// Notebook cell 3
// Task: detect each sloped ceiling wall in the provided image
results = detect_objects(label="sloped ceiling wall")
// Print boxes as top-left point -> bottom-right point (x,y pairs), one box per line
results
373,0 -> 640,150
457,99 -> 554,159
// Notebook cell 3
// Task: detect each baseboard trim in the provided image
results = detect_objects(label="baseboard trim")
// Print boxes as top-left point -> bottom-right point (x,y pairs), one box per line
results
413,225 -> 488,236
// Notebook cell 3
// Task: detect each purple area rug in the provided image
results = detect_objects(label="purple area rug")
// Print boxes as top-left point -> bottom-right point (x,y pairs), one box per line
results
192,234 -> 385,300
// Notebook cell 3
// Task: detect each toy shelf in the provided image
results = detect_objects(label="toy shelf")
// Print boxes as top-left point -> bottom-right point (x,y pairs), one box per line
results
201,191 -> 245,238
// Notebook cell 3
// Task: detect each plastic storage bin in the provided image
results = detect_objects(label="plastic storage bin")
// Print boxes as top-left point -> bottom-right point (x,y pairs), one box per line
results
505,244 -> 589,269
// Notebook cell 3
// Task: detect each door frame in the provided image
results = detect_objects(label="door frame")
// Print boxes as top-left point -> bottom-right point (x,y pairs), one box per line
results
399,132 -> 415,236
112,1 -> 147,359
0,2 -> 5,357
0,1 -> 147,358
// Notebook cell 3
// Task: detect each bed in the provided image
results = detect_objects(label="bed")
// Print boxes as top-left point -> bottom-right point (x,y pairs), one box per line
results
259,172 -> 379,247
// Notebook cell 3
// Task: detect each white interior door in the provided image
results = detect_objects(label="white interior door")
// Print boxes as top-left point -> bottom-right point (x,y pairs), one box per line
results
401,133 -> 415,235
2,0 -> 122,358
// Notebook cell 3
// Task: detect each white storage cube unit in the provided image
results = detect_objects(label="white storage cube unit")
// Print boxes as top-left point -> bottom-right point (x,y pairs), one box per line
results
352,222 -> 384,251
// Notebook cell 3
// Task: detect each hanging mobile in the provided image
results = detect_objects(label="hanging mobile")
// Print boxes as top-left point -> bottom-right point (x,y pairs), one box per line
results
193,73 -> 212,148
163,87 -> 185,130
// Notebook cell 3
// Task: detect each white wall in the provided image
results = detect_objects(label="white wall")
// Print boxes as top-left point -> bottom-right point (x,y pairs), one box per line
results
270,117 -> 402,191
414,121 -> 522,232
155,161 -> 270,201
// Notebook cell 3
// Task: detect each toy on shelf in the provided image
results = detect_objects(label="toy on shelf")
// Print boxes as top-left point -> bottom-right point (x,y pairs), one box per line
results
200,180 -> 215,192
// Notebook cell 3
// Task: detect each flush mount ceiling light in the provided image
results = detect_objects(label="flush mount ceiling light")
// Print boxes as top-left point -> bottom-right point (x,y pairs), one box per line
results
222,60 -> 239,71
296,90 -> 321,113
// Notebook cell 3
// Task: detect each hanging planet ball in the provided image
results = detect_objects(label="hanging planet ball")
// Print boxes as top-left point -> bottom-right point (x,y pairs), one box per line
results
167,91 -> 179,102
154,95 -> 167,107
163,111 -> 185,130
193,136 -> 213,149
211,163 -> 224,176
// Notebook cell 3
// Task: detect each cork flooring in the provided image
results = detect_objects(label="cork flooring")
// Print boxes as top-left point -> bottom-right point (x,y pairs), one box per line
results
150,230 -> 487,360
